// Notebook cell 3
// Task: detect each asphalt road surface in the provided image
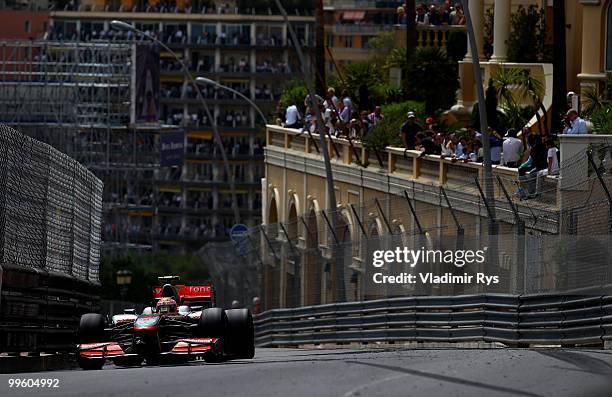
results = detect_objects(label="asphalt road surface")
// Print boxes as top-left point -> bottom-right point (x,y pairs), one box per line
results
2,347 -> 612,397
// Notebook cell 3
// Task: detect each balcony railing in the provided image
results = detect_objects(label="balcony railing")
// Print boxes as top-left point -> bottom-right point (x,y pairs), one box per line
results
393,24 -> 467,51
331,24 -> 394,35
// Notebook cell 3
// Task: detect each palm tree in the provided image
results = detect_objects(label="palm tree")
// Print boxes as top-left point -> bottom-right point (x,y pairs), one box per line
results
491,67 -> 547,132
491,67 -> 522,108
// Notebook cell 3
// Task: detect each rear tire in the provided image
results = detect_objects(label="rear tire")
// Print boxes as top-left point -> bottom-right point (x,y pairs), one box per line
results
196,308 -> 227,338
225,309 -> 255,359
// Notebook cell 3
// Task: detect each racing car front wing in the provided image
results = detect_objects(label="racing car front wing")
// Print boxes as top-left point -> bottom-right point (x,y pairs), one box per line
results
77,338 -> 220,361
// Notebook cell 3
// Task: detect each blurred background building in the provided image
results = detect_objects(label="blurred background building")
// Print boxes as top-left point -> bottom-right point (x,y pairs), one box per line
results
0,0 -> 314,254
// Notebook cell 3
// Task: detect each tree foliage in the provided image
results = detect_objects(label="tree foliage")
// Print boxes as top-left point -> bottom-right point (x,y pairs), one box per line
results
367,31 -> 396,67
100,252 -> 209,303
446,30 -> 467,62
279,78 -> 308,114
363,100 -> 425,153
507,5 -> 549,62
582,73 -> 612,135
402,47 -> 458,115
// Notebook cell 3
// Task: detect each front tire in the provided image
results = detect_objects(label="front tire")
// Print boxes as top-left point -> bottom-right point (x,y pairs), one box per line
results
225,309 -> 255,359
77,313 -> 106,343
77,358 -> 104,370
113,357 -> 143,367
77,313 -> 106,370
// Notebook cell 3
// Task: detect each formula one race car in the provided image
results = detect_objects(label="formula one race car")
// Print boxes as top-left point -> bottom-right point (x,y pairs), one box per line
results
76,276 -> 254,369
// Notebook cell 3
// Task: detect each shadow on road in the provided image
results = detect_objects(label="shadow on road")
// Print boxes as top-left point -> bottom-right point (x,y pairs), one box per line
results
345,360 -> 545,397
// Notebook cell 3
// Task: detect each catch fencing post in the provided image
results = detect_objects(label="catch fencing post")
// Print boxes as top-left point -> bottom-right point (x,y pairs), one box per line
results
440,186 -> 464,250
587,150 -> 612,233
496,176 -> 525,293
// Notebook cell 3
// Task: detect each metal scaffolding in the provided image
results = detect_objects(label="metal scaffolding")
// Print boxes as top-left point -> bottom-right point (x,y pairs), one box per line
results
0,40 -> 158,251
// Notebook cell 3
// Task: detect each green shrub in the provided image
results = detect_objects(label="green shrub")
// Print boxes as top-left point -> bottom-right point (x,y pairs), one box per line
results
363,100 -> 425,153
333,61 -> 385,111
100,252 -> 209,303
507,5 -> 549,62
446,30 -> 467,62
279,79 -> 309,115
403,47 -> 458,115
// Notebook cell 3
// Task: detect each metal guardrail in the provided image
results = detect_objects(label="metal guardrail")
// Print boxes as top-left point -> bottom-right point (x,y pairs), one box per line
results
254,293 -> 612,347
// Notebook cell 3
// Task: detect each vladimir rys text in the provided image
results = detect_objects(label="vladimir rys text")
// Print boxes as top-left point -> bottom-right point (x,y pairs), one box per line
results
371,247 -> 499,286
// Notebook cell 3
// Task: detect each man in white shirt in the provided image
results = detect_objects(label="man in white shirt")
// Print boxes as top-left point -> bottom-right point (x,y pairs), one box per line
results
284,104 -> 300,128
502,128 -> 523,168
563,109 -> 588,134
541,138 -> 559,176
533,138 -> 559,196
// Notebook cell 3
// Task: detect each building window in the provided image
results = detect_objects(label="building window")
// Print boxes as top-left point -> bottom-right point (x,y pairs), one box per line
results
327,33 -> 334,47
607,3 -> 612,70
346,36 -> 353,48
24,20 -> 31,34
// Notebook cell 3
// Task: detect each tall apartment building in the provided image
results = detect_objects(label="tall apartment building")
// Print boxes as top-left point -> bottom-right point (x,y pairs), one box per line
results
0,2 -> 314,254
323,0 -> 401,72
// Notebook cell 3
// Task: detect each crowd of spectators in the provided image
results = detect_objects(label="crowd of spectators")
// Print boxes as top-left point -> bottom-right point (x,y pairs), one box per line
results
397,1 -> 467,26
281,86 -> 588,200
255,60 -> 291,74
281,87 -> 384,140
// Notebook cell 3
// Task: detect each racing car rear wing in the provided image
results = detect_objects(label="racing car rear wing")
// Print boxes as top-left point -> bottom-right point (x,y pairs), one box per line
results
152,284 -> 214,306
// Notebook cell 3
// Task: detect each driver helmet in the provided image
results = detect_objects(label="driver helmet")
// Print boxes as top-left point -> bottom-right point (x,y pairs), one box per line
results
156,297 -> 178,314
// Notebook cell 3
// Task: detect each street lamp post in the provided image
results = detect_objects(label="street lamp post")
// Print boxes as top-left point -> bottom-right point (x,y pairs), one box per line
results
273,0 -> 345,302
195,77 -> 268,125
110,20 -> 241,225
459,0 -> 498,271
116,269 -> 133,308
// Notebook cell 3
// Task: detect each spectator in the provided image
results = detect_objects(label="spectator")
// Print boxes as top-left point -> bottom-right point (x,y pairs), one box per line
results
451,134 -> 463,159
368,106 -> 384,126
489,129 -> 503,165
401,111 -> 422,150
360,111 -> 372,137
467,124 -> 482,141
450,3 -> 466,25
416,132 -> 441,156
542,138 -> 560,176
416,4 -> 429,25
338,101 -> 351,124
324,87 -> 339,110
341,89 -> 353,114
428,4 -> 442,26
397,6 -> 408,24
563,109 -> 588,134
284,103 -> 301,128
347,119 -> 360,139
518,134 -> 548,198
440,1 -> 452,24
502,128 -> 522,168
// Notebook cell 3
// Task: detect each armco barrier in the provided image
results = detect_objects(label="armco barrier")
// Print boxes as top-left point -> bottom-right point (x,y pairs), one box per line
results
0,264 -> 99,353
254,294 -> 612,347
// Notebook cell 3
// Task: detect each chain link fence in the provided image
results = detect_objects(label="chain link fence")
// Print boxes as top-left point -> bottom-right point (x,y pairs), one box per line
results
0,124 -> 103,353
0,124 -> 103,281
201,142 -> 612,311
